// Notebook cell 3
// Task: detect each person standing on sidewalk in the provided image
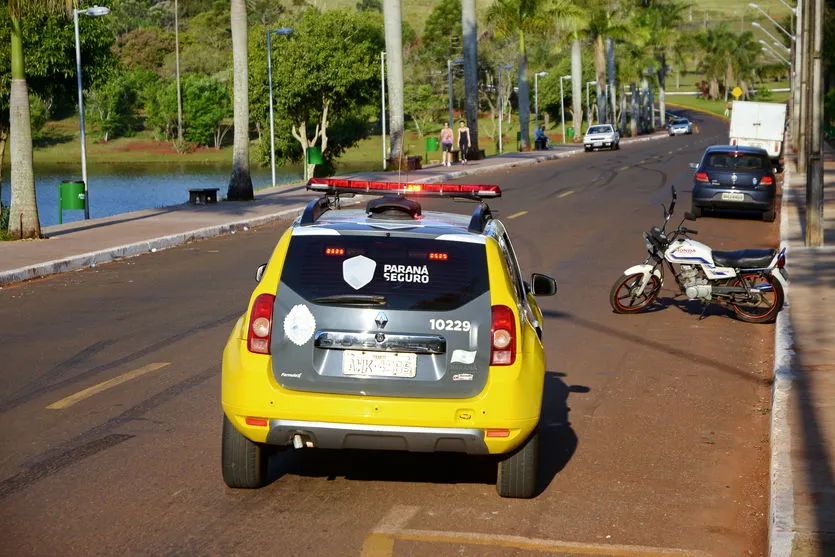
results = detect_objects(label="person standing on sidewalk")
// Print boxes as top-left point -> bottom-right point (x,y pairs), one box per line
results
457,120 -> 471,164
440,122 -> 454,167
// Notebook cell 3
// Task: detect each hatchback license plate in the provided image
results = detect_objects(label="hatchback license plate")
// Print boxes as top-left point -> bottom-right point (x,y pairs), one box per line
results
343,351 -> 416,378
722,192 -> 745,201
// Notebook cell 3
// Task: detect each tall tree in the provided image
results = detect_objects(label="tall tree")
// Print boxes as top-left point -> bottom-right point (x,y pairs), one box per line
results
487,0 -> 551,151
226,0 -> 252,200
383,0 -> 404,163
581,0 -> 630,125
462,0 -> 478,156
550,0 -> 589,135
7,0 -> 73,239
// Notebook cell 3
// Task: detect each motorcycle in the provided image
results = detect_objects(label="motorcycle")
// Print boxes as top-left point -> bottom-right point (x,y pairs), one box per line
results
609,186 -> 788,323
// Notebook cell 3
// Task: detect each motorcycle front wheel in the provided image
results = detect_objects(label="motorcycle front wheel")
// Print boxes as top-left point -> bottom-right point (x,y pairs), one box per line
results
730,273 -> 784,324
609,273 -> 662,314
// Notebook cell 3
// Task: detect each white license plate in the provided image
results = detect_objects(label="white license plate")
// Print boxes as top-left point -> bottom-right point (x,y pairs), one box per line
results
342,351 -> 417,378
593,141 -> 603,146
722,192 -> 745,201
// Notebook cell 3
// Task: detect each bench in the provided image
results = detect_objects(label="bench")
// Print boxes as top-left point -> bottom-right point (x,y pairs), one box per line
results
189,188 -> 219,205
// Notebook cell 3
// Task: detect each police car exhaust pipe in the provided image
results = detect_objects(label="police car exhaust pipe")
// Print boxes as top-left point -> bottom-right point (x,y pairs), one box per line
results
292,434 -> 314,449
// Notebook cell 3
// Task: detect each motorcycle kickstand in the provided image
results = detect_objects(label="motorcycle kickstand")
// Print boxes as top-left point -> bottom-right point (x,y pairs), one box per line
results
698,303 -> 711,320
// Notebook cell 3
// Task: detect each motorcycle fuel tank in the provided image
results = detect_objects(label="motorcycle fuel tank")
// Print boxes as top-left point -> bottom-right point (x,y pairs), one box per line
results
665,238 -> 715,266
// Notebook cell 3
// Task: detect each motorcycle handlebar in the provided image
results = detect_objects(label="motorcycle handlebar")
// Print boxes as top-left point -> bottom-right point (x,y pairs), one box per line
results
679,227 -> 698,235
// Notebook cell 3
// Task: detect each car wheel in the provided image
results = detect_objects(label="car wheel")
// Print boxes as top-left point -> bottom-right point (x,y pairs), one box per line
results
496,428 -> 539,499
762,209 -> 776,222
584,146 -> 591,152
690,205 -> 702,219
614,142 -> 620,150
222,414 -> 269,489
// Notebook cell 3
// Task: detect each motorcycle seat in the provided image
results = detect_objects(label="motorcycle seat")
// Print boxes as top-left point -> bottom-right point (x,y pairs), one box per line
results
712,248 -> 776,269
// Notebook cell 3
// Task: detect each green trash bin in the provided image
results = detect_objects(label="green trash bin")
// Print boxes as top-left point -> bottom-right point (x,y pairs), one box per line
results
58,180 -> 86,224
566,127 -> 575,142
425,137 -> 439,163
306,146 -> 323,165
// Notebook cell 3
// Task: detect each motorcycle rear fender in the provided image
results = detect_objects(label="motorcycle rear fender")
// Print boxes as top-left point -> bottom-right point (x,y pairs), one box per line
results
623,264 -> 663,294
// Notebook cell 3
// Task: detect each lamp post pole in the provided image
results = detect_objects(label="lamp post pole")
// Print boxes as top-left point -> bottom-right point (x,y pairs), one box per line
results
759,41 -> 791,65
749,6 -> 795,41
560,75 -> 571,143
266,27 -> 293,188
73,6 -> 110,220
381,51 -> 387,170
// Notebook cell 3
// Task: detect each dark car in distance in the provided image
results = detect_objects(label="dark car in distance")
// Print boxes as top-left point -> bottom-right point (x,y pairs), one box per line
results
690,145 -> 777,222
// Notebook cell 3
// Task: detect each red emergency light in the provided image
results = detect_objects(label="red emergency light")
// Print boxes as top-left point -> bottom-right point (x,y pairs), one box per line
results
306,178 -> 501,199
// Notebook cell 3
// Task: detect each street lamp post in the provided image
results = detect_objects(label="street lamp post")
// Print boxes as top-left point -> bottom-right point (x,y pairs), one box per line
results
559,75 -> 571,143
761,46 -> 791,66
266,27 -> 293,188
447,58 -> 464,128
381,51 -> 387,170
73,5 -> 110,220
534,71 -> 548,125
759,39 -> 791,64
749,5 -> 795,41
497,64 -> 513,154
585,80 -> 596,131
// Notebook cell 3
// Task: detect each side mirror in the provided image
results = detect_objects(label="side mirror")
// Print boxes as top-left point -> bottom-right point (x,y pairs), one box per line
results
689,162 -> 699,169
530,273 -> 557,296
255,263 -> 267,283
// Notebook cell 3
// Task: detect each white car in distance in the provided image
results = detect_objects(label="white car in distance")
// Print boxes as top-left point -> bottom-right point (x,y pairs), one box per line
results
583,124 -> 620,152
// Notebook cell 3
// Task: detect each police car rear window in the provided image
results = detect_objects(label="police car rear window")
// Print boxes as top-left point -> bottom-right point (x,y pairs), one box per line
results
280,236 -> 489,311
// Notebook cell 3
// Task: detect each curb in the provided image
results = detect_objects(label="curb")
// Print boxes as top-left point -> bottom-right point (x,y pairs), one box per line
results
0,131 -> 668,286
769,162 -> 797,556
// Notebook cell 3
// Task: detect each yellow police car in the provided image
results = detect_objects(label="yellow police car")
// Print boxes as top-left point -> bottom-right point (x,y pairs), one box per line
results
221,178 -> 557,498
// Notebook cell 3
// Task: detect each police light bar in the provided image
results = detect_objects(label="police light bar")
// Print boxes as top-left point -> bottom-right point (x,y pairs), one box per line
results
306,178 -> 501,199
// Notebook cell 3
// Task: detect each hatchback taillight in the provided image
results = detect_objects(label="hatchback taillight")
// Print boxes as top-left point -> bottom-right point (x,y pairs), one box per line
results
761,176 -> 774,186
247,293 -> 275,354
490,305 -> 516,366
695,172 -> 709,183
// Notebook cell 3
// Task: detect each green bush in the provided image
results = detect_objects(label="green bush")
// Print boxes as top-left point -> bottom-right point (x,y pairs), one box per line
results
0,200 -> 10,241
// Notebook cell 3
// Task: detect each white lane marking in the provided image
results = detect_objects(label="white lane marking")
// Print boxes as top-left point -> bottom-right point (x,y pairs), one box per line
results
507,211 -> 528,219
558,190 -> 575,198
47,363 -> 171,410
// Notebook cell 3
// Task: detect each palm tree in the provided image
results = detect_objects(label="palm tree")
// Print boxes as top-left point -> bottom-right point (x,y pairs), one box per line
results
694,24 -> 759,101
550,0 -> 589,136
383,0 -> 404,163
226,0 -> 253,201
487,0 -> 551,151
7,0 -> 70,239
462,0 -> 478,155
581,0 -> 630,126
633,0 -> 688,127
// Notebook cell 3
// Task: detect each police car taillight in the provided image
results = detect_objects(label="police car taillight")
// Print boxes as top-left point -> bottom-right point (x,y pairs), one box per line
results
491,305 -> 516,366
247,294 -> 275,354
307,178 -> 501,198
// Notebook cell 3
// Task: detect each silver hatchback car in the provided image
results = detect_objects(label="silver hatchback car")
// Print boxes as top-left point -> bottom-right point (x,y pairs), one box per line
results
668,118 -> 693,136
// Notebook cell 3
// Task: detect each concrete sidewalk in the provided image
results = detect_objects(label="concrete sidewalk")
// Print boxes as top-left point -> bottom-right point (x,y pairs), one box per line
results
771,143 -> 835,556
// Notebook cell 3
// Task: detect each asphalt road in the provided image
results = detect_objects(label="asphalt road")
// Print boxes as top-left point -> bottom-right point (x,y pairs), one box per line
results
0,111 -> 779,557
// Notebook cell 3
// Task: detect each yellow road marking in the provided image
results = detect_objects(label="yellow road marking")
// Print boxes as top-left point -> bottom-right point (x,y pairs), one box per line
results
47,363 -> 171,410
362,505 -> 711,557
507,211 -> 528,219
558,190 -> 574,198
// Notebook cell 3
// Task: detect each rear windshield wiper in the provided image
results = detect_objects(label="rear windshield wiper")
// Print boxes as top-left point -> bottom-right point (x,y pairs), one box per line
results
311,294 -> 388,306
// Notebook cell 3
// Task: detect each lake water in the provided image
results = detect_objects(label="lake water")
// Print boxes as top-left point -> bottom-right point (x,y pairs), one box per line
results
0,161 -> 376,228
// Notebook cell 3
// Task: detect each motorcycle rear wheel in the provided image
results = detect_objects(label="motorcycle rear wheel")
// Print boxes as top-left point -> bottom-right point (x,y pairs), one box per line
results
730,273 -> 784,323
610,273 -> 662,313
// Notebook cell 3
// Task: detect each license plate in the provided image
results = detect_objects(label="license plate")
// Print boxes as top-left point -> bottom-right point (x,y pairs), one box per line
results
593,141 -> 603,146
342,351 -> 417,378
722,192 -> 745,201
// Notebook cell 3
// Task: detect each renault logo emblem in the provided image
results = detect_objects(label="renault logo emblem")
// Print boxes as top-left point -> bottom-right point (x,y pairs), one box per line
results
375,312 -> 388,329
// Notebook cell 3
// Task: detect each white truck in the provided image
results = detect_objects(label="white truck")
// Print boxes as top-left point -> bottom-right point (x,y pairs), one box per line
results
728,100 -> 788,172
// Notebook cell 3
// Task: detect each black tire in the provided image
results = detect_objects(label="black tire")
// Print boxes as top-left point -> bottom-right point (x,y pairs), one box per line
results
222,415 -> 269,488
730,273 -> 784,324
496,428 -> 539,499
613,142 -> 620,150
690,205 -> 703,218
762,209 -> 776,222
609,273 -> 662,314
584,146 -> 591,152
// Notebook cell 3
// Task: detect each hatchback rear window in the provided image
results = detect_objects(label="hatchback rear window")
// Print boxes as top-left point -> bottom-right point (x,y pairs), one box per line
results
587,126 -> 611,134
280,235 -> 489,311
706,153 -> 768,170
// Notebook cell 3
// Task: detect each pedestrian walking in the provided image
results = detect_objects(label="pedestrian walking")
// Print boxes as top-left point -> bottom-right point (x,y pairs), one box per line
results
457,120 -> 471,164
439,122 -> 454,167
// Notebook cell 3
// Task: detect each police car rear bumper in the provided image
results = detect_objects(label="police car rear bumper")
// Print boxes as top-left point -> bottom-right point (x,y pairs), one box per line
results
265,419 -> 489,454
